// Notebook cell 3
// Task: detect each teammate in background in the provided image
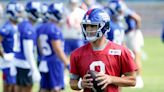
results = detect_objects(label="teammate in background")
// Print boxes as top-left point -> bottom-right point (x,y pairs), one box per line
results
13,1 -> 41,92
36,3 -> 49,66
70,8 -> 137,92
64,0 -> 85,56
0,2 -> 24,92
37,3 -> 69,92
109,0 -> 144,88
105,1 -> 125,45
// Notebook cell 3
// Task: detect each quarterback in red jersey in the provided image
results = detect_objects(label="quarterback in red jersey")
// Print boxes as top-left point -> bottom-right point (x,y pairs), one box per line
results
69,8 -> 137,92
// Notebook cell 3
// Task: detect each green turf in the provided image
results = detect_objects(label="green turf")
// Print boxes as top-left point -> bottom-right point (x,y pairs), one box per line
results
1,37 -> 164,92
122,37 -> 164,92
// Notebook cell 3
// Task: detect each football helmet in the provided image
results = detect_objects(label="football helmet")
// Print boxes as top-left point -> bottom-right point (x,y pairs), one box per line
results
81,8 -> 110,42
47,3 -> 64,22
6,2 -> 24,22
25,1 -> 42,21
108,1 -> 127,16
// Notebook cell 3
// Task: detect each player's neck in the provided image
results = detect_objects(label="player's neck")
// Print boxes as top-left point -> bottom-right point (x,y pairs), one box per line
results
10,19 -> 17,25
29,17 -> 37,25
91,36 -> 108,51
50,20 -> 60,26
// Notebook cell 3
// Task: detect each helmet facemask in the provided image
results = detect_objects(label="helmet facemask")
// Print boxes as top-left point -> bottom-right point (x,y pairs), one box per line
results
81,21 -> 108,42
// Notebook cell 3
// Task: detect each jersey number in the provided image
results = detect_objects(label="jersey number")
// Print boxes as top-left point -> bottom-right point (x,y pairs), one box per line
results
89,61 -> 105,73
39,34 -> 52,56
13,32 -> 20,52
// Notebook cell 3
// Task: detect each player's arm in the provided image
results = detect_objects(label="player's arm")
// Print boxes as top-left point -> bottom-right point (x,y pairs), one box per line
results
125,8 -> 141,29
23,39 -> 36,70
70,73 -> 93,90
51,40 -> 69,67
0,35 -> 4,57
70,73 -> 81,90
130,12 -> 141,29
95,71 -> 136,89
23,39 -> 41,82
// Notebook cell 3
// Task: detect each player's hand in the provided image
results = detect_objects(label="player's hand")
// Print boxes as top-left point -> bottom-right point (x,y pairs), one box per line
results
95,72 -> 112,89
32,69 -> 41,83
81,74 -> 93,89
3,53 -> 14,61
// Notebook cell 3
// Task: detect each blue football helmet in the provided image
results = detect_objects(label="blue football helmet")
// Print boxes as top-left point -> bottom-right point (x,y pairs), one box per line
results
108,1 -> 127,16
47,3 -> 64,22
6,2 -> 24,22
81,8 -> 110,42
25,1 -> 42,21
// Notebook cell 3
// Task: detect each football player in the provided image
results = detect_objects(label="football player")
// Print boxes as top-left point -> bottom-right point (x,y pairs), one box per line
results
13,1 -> 41,92
64,0 -> 85,56
70,8 -> 137,92
105,1 -> 125,45
36,3 -> 69,92
36,3 -> 49,64
0,2 -> 24,92
111,0 -> 144,88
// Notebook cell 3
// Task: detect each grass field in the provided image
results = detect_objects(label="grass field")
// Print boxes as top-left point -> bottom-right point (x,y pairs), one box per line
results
122,37 -> 164,92
0,37 -> 164,92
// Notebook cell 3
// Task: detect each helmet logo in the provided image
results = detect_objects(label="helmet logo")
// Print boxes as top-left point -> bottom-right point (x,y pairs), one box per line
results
86,8 -> 93,16
98,12 -> 110,21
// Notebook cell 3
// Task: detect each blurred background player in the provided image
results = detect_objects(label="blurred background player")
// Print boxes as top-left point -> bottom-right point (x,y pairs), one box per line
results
64,0 -> 85,56
13,1 -> 41,92
37,3 -> 70,92
108,0 -> 144,88
105,1 -> 125,45
70,8 -> 137,92
36,3 -> 49,65
0,2 -> 24,92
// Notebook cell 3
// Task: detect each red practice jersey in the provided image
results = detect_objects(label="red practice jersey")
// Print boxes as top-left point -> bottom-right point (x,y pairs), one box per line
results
70,41 -> 137,92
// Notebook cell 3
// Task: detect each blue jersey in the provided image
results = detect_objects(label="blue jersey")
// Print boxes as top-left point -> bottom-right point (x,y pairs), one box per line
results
37,22 -> 65,89
0,21 -> 17,84
36,22 -> 64,61
105,6 -> 125,45
125,15 -> 137,33
107,21 -> 124,45
35,22 -> 46,62
14,20 -> 36,60
0,21 -> 17,53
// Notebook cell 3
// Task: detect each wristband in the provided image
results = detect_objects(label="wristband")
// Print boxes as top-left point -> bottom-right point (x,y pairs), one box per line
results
78,78 -> 83,89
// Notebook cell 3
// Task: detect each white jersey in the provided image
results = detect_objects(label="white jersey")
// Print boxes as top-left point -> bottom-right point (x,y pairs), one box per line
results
64,7 -> 86,39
